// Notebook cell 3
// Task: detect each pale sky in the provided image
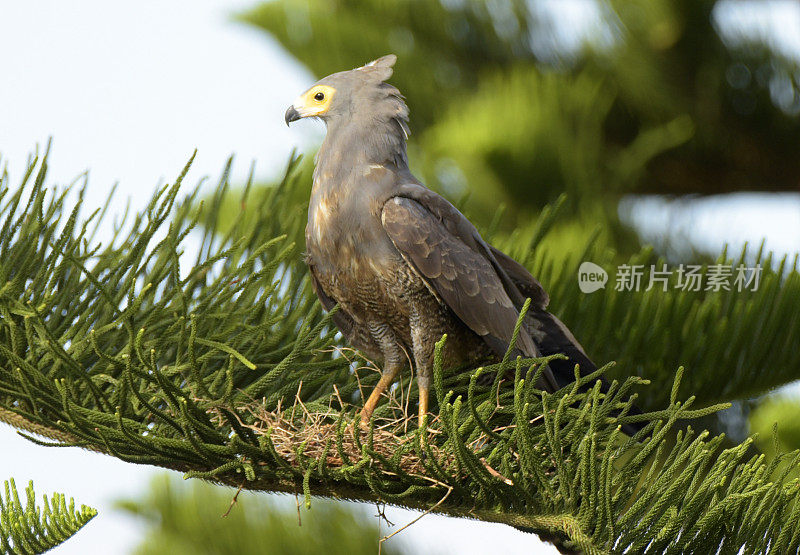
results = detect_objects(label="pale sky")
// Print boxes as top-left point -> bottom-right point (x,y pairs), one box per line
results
1,1 -> 799,554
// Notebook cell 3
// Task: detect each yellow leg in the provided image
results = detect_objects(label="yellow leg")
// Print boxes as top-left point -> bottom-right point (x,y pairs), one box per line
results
418,383 -> 429,427
417,373 -> 431,428
359,366 -> 400,428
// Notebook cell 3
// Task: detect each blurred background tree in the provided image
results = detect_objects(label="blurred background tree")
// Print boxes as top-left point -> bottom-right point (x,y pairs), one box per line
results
117,475 -> 405,555
242,0 -> 799,240
233,0 -> 800,444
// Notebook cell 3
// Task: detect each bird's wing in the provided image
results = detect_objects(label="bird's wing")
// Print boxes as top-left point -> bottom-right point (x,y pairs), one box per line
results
383,186 -> 641,432
488,246 -> 549,309
381,196 -> 554,377
392,184 -> 549,308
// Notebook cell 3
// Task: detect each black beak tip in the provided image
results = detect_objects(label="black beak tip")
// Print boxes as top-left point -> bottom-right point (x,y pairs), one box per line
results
285,106 -> 300,127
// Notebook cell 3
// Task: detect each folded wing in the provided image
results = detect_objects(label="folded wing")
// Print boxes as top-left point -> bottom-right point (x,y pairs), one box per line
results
381,195 -> 560,391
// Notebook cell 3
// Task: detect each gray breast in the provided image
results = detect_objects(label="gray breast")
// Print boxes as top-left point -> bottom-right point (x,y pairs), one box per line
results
306,168 -> 400,275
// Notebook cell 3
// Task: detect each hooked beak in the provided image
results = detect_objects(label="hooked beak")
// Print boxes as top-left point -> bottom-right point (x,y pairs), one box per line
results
285,105 -> 301,126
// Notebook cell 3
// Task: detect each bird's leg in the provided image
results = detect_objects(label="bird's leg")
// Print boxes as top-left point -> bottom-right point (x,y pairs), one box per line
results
360,360 -> 402,428
359,323 -> 405,428
416,367 -> 431,427
409,308 -> 436,429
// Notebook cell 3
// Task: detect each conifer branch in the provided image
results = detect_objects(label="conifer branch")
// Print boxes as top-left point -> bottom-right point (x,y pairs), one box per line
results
1,152 -> 800,552
0,478 -> 97,554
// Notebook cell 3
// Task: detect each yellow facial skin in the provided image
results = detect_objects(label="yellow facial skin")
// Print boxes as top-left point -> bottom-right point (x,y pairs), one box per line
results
292,85 -> 336,118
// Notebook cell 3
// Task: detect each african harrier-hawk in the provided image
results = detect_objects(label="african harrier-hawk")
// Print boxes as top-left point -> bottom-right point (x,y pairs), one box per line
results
285,55 -> 626,430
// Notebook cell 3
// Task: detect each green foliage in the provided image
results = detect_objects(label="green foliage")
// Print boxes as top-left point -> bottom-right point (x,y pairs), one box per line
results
2,152 -> 800,552
749,396 -> 800,455
494,217 -> 800,410
117,474 -> 403,555
241,0 -> 534,128
0,478 -> 96,554
417,67 -> 692,211
208,170 -> 800,413
601,0 -> 800,194
241,0 -> 800,457
241,0 -> 800,219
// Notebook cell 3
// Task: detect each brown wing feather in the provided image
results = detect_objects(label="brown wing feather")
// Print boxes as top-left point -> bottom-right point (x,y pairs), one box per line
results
393,183 -> 548,310
381,186 -> 642,432
381,196 -> 541,359
488,246 -> 549,310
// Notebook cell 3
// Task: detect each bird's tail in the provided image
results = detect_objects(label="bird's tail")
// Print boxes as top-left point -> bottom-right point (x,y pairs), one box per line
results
528,310 -> 645,436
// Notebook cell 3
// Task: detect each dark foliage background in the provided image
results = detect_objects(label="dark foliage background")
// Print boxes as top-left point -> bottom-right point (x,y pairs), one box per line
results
240,0 -> 800,443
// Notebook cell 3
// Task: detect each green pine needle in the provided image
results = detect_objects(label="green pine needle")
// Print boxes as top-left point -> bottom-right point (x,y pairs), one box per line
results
0,478 -> 97,555
1,151 -> 800,553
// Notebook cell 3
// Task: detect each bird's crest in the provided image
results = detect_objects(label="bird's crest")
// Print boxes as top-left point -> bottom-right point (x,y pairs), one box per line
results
356,54 -> 396,81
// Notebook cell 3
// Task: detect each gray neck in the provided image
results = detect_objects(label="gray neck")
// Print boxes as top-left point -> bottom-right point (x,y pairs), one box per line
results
307,108 -> 411,253
314,115 -> 409,186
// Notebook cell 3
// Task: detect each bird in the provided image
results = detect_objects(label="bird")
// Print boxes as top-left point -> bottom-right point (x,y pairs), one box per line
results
285,54 -> 634,430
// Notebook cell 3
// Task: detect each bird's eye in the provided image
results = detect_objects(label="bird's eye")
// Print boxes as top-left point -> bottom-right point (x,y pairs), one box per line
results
314,92 -> 325,101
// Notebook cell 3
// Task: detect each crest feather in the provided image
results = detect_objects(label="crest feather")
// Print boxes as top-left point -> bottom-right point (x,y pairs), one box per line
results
356,54 -> 397,81
366,54 -> 396,68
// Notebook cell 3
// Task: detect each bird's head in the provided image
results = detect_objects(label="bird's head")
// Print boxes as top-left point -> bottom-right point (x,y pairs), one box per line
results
284,54 -> 406,129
